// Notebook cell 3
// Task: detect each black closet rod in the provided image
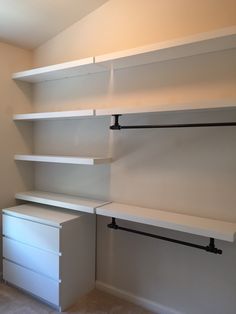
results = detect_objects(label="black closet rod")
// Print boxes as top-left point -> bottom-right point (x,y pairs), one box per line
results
107,218 -> 222,255
110,114 -> 236,130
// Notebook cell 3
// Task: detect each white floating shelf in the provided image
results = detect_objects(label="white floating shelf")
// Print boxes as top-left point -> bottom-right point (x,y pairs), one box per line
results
12,27 -> 236,83
95,26 -> 236,70
13,100 -> 236,121
12,57 -> 106,83
96,100 -> 236,116
14,154 -> 112,165
97,202 -> 236,242
15,190 -> 109,214
13,109 -> 95,121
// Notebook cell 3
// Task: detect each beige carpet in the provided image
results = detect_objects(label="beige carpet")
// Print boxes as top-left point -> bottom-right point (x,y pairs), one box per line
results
0,283 -> 155,313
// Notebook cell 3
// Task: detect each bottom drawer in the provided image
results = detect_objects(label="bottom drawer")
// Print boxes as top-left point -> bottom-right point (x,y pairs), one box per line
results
3,260 -> 60,306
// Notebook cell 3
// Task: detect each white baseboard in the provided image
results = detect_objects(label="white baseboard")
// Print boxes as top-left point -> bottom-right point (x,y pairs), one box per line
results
96,281 -> 182,314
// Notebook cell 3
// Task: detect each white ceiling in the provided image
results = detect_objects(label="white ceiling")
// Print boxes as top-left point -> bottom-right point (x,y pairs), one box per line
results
0,0 -> 109,49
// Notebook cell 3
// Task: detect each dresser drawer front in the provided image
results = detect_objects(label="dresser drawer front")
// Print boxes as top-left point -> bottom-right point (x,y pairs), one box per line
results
3,260 -> 59,306
3,237 -> 60,280
2,214 -> 60,253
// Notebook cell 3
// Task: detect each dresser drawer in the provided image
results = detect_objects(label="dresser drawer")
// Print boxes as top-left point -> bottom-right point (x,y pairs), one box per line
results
2,214 -> 60,253
3,237 -> 60,280
3,260 -> 60,306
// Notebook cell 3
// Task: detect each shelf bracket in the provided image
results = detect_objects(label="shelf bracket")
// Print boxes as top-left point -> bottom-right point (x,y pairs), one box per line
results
110,114 -> 236,130
107,217 -> 222,255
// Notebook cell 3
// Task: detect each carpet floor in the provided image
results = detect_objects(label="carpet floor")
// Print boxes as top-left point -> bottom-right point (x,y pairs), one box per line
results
0,283 -> 155,313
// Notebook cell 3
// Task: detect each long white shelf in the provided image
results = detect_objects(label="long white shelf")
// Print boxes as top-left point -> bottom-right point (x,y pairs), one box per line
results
13,100 -> 236,121
12,27 -> 236,83
12,57 -> 106,83
15,190 -> 109,214
14,154 -> 112,165
96,202 -> 236,242
95,26 -> 236,70
96,100 -> 236,116
13,109 -> 95,121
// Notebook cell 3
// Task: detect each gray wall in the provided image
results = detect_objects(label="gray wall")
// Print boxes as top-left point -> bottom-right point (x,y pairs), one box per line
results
33,49 -> 236,314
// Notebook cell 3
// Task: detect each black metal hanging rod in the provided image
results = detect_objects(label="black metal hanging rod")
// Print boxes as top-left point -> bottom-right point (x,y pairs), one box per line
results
110,114 -> 236,130
107,217 -> 222,255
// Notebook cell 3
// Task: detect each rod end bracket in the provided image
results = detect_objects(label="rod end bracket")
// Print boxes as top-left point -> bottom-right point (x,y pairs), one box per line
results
107,217 -> 118,229
205,238 -> 222,255
110,114 -> 122,130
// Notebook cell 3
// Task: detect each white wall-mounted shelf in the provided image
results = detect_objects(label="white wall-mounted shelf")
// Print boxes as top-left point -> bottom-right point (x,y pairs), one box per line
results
14,154 -> 112,165
12,57 -> 106,83
12,27 -> 236,83
13,100 -> 236,121
15,190 -> 109,214
96,100 -> 236,116
95,26 -> 236,70
97,202 -> 236,242
13,109 -> 95,121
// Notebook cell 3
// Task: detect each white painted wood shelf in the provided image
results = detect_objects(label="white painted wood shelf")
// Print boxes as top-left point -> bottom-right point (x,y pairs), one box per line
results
12,57 -> 106,83
13,100 -> 236,121
15,190 -> 109,214
12,27 -> 236,83
13,109 -> 95,121
95,26 -> 236,70
14,154 -> 112,165
97,202 -> 236,242
96,100 -> 236,116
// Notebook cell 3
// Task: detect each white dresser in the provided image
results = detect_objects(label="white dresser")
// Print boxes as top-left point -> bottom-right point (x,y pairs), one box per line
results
2,204 -> 95,311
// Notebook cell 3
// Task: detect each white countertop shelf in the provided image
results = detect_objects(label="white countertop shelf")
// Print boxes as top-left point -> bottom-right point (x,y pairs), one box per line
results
96,202 -> 236,242
13,109 -> 95,121
95,26 -> 236,70
96,100 -> 236,116
3,204 -> 82,227
14,154 -> 112,165
15,190 -> 109,214
12,57 -> 106,83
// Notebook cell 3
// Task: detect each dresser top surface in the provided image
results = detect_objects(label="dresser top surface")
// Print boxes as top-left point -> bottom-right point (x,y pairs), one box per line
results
3,204 -> 84,227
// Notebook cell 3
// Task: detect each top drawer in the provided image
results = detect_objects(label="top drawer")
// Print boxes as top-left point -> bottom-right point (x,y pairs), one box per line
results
2,214 -> 60,253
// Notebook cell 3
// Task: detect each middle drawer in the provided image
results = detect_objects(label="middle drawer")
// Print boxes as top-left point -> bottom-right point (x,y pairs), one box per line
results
3,237 -> 60,280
